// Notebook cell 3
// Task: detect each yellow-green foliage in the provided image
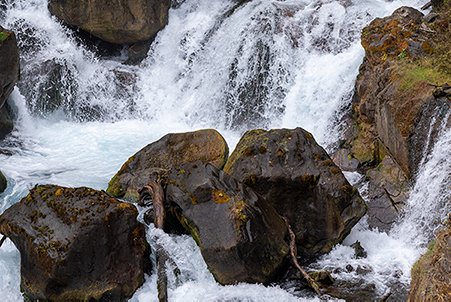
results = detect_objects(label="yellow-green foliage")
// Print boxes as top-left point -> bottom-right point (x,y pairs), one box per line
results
0,31 -> 10,43
398,63 -> 451,91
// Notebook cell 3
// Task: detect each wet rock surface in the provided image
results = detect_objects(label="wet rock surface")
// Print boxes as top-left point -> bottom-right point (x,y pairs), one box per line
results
0,26 -> 19,140
224,128 -> 366,258
409,218 -> 451,302
0,185 -> 150,301
48,0 -> 171,44
165,161 -> 289,285
107,129 -> 229,202
0,170 -> 6,193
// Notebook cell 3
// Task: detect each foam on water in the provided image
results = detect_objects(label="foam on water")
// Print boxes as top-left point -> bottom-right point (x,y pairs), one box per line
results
0,0 -> 441,301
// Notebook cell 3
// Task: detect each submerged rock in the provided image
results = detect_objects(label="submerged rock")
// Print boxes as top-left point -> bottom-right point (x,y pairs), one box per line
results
166,161 -> 289,284
107,129 -> 229,202
0,26 -> 19,140
48,0 -> 171,44
0,185 -> 150,301
224,128 -> 366,258
409,218 -> 451,302
18,59 -> 78,117
0,170 -> 6,193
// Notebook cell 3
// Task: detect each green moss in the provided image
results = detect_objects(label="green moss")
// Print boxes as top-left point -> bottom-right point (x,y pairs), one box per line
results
0,31 -> 10,43
398,64 -> 451,91
106,175 -> 124,197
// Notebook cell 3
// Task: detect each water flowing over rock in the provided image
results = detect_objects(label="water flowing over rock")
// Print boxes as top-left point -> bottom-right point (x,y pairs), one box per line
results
409,218 -> 451,302
224,128 -> 367,258
0,185 -> 150,301
0,26 -> 19,139
166,161 -> 289,285
48,0 -> 171,44
107,129 -> 229,201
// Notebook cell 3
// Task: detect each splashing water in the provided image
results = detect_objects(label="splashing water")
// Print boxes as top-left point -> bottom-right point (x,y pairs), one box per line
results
0,0 -> 443,301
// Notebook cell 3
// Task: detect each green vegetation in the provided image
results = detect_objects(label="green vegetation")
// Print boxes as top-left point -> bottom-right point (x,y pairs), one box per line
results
0,31 -> 10,43
398,62 -> 451,91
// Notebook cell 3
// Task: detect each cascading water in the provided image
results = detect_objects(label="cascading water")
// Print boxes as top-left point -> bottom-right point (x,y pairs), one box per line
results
0,0 -> 445,301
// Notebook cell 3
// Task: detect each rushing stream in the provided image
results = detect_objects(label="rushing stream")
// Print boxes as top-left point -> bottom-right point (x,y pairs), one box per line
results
1,0 -> 448,301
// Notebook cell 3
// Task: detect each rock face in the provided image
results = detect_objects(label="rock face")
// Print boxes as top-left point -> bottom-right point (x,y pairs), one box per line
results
107,129 -> 229,202
409,219 -> 451,302
166,161 -> 289,284
352,6 -> 450,177
0,170 -> 6,193
224,128 -> 366,258
0,26 -> 20,139
48,0 -> 171,44
0,185 -> 150,301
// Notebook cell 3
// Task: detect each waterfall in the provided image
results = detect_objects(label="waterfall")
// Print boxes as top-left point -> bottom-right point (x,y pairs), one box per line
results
0,0 -> 443,301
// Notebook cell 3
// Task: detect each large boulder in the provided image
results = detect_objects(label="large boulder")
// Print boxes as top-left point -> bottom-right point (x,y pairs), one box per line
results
166,161 -> 289,284
0,26 -> 20,139
107,129 -> 229,202
224,128 -> 367,258
0,185 -> 150,301
48,0 -> 171,44
409,218 -> 451,301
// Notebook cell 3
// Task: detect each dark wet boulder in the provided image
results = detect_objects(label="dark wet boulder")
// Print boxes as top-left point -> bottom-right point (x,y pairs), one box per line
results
0,185 -> 150,301
0,26 -> 20,140
409,218 -> 451,302
0,170 -> 6,193
107,129 -> 229,202
166,161 -> 289,284
224,128 -> 367,258
48,0 -> 171,45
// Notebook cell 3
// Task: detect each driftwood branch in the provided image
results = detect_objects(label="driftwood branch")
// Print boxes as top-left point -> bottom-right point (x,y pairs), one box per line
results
283,217 -> 322,296
140,178 -> 168,302
0,235 -> 6,248
421,2 -> 432,10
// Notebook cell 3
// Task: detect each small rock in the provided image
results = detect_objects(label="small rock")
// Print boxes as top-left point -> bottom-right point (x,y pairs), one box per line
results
309,270 -> 335,286
351,240 -> 368,258
346,264 -> 354,272
424,13 -> 440,23
0,170 -> 6,193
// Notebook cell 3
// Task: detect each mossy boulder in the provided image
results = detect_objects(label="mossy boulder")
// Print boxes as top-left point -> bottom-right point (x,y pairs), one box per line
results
0,185 -> 150,301
166,161 -> 289,285
107,129 -> 229,202
409,218 -> 451,301
0,26 -> 19,140
0,170 -> 6,193
224,128 -> 366,258
48,0 -> 171,44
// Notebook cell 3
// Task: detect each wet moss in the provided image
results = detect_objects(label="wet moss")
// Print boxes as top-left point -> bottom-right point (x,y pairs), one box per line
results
0,31 -> 10,43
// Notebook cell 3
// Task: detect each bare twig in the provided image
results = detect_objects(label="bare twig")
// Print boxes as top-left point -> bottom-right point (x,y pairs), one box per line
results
283,217 -> 322,296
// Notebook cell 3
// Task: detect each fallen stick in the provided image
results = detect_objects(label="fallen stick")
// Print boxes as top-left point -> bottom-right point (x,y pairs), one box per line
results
282,217 -> 322,296
141,179 -> 168,302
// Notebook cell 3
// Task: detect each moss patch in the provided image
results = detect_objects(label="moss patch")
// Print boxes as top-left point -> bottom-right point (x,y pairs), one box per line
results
0,31 -> 10,43
398,62 -> 451,91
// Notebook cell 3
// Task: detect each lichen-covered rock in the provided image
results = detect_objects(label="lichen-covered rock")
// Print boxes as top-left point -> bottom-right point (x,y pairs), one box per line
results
166,161 -> 289,285
0,170 -> 6,193
0,185 -> 150,301
48,0 -> 171,44
107,129 -> 229,202
352,5 -> 451,177
224,128 -> 366,258
0,26 -> 20,140
409,219 -> 451,302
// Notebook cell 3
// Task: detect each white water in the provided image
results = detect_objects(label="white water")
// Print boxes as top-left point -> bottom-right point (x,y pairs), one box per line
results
0,0 -> 445,301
